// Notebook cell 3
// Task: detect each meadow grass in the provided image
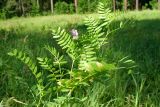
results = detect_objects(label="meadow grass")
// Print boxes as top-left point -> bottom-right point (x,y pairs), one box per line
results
0,10 -> 160,106
0,14 -> 93,30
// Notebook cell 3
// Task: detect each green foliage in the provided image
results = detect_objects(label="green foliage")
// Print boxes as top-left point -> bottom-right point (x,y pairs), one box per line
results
149,0 -> 158,9
54,1 -> 75,14
30,2 -> 40,16
52,27 -> 77,60
77,0 -> 112,13
8,49 -> 41,85
142,3 -> 149,10
4,0 -> 17,18
69,3 -> 74,14
7,49 -> 44,106
7,3 -> 131,106
0,9 -> 6,19
55,1 -> 69,14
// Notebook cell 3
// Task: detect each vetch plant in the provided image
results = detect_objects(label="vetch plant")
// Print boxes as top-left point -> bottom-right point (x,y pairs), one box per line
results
7,2 -> 134,106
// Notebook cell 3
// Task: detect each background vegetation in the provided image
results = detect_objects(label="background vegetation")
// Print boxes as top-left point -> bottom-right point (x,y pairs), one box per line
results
0,0 -> 160,19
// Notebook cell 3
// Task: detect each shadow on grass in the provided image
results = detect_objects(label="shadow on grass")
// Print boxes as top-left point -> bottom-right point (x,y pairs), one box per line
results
1,19 -> 160,74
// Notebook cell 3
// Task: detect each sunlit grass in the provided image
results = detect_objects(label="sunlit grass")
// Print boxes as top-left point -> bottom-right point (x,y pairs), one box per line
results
0,14 -> 94,30
0,10 -> 160,30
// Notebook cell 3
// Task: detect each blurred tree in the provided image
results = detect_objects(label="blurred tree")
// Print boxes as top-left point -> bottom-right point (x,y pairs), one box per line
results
74,0 -> 78,13
124,0 -> 127,10
136,0 -> 139,10
158,0 -> 160,10
51,0 -> 54,13
113,0 -> 116,11
37,0 -> 39,8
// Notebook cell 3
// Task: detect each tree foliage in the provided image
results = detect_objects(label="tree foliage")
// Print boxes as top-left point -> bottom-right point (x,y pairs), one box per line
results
0,0 -> 159,19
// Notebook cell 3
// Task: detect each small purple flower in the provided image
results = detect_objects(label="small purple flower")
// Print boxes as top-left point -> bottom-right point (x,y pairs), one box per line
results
70,29 -> 78,40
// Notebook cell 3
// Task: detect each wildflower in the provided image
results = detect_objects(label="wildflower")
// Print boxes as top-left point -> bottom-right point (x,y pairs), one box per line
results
70,29 -> 78,40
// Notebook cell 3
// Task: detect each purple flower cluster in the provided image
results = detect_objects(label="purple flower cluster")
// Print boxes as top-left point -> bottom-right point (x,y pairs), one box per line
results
70,29 -> 78,40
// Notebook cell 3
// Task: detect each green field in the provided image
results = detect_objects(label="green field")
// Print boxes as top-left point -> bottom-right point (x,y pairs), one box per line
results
1,10 -> 160,106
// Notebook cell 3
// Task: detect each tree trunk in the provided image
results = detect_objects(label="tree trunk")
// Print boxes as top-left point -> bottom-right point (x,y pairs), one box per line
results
113,0 -> 116,11
74,0 -> 78,13
19,0 -> 24,16
37,0 -> 39,8
158,0 -> 160,10
124,0 -> 127,10
136,0 -> 139,10
17,0 -> 22,16
51,0 -> 54,13
88,0 -> 90,12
